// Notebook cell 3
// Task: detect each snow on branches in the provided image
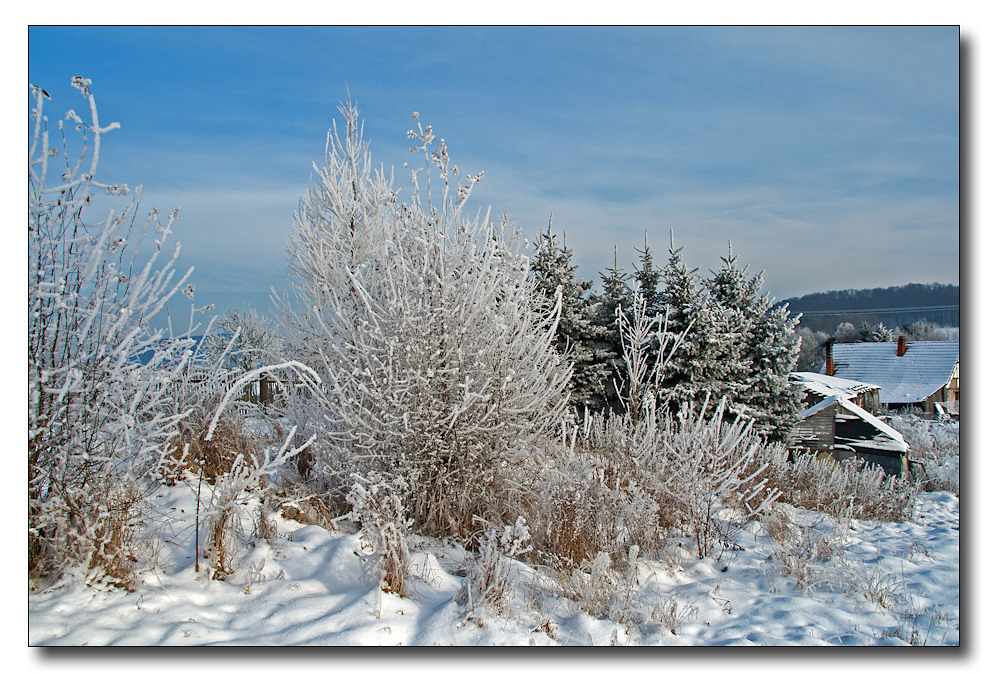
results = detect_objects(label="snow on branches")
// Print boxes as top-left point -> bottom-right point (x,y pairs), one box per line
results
28,79 -> 200,585
282,99 -> 573,539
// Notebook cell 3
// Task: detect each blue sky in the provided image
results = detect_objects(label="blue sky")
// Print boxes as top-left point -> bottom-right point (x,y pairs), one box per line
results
27,26 -> 959,322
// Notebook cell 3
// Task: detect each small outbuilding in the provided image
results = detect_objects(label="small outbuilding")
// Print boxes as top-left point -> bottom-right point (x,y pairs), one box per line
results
788,377 -> 910,476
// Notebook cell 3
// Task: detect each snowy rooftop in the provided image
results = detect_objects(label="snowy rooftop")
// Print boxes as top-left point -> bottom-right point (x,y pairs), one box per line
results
790,371 -> 880,399
824,341 -> 959,405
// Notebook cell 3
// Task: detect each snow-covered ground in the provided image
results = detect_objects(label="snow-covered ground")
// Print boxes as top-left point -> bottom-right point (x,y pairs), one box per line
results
28,482 -> 959,647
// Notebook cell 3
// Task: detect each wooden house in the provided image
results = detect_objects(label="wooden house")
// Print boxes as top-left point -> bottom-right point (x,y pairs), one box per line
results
823,337 -> 959,415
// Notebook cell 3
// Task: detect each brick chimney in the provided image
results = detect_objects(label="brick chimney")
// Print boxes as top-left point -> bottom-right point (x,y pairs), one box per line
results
897,335 -> 907,357
825,340 -> 835,376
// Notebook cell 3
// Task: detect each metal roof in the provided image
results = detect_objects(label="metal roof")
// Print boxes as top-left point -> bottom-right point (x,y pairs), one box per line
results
824,341 -> 959,404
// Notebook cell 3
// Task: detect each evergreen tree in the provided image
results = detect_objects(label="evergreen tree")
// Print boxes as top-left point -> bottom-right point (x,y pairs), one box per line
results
745,303 -> 802,443
593,245 -> 632,411
705,242 -> 758,397
706,243 -> 800,442
632,230 -> 673,393
632,231 -> 662,318
657,232 -> 736,415
530,220 -> 607,411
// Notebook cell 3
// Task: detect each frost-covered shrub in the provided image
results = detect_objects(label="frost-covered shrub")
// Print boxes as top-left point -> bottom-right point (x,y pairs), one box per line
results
163,412 -> 261,485
28,79 -> 207,584
273,482 -> 338,529
758,444 -> 917,522
887,414 -> 959,495
346,472 -> 413,597
281,98 -> 572,539
30,476 -> 148,590
654,396 -> 780,557
460,517 -> 532,613
201,426 -> 312,579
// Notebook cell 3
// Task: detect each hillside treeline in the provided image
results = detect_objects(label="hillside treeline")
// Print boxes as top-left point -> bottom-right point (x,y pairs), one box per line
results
778,283 -> 959,334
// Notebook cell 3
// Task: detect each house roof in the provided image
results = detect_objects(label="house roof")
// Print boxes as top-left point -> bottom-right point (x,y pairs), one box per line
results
823,341 -> 959,405
790,371 -> 880,399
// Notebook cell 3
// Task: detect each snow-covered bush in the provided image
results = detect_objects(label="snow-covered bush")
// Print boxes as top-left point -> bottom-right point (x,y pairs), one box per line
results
346,472 -> 413,597
460,517 -> 532,614
200,425 -> 313,579
757,444 -> 917,522
28,79 -> 206,585
281,98 -> 572,539
887,414 -> 959,495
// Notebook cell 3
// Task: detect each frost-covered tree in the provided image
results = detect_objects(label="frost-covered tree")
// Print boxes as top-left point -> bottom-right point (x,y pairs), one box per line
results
592,246 -> 632,411
833,320 -> 893,344
857,321 -> 893,343
706,244 -> 800,442
834,321 -> 858,343
795,326 -> 829,372
896,320 -> 956,342
205,307 -> 279,373
530,220 -> 607,410
282,101 -> 572,539
656,233 -> 736,415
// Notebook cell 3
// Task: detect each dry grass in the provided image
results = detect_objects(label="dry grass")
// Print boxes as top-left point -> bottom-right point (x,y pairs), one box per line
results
30,479 -> 148,591
758,445 -> 917,523
161,413 -> 261,485
533,477 -> 617,568
274,484 -> 338,530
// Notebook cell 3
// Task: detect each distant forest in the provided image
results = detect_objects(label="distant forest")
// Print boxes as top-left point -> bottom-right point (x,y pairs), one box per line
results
777,283 -> 960,334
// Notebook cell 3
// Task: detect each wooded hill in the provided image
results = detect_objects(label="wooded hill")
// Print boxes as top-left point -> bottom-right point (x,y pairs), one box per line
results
777,283 -> 959,333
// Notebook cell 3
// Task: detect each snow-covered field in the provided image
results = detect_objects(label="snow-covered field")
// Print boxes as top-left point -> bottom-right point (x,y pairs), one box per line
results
28,483 -> 959,648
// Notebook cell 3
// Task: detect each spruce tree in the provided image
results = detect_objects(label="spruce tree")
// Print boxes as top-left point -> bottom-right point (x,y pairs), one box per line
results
745,303 -> 802,443
594,245 -> 631,411
530,221 -> 607,411
657,232 -> 736,415
632,231 -> 670,391
705,242 -> 757,400
706,243 -> 800,442
633,231 -> 662,319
